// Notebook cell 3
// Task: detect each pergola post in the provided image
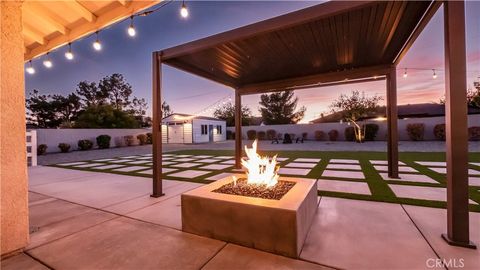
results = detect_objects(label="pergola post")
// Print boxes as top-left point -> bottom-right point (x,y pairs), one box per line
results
151,51 -> 164,198
441,1 -> 475,249
235,89 -> 242,169
386,67 -> 399,178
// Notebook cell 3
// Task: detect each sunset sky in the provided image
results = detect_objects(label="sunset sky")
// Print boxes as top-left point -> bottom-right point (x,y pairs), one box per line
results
25,1 -> 480,123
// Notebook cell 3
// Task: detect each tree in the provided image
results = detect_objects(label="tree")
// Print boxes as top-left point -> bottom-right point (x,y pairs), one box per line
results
128,97 -> 151,127
99,73 -> 133,110
213,102 -> 252,126
74,105 -> 140,128
330,90 -> 383,142
26,90 -> 59,128
258,90 -> 306,124
162,101 -> 173,118
75,81 -> 107,107
51,93 -> 82,123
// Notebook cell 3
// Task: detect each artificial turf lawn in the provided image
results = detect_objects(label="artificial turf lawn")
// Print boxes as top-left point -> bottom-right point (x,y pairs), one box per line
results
50,150 -> 480,212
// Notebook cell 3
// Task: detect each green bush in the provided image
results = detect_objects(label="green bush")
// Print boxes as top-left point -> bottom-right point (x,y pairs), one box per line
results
124,135 -> 135,146
96,135 -> 111,149
433,124 -> 446,141
146,133 -> 153,144
406,123 -> 425,141
257,131 -> 266,140
364,123 -> 379,141
78,139 -> 93,151
246,130 -> 257,140
344,127 -> 355,141
58,143 -> 70,153
328,130 -> 339,141
314,130 -> 325,141
137,134 -> 148,145
37,144 -> 48,155
469,126 -> 480,141
266,129 -> 277,140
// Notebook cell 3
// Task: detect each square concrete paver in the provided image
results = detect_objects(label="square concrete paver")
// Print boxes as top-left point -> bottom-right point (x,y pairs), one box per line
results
195,155 -> 213,158
193,158 -> 222,163
73,163 -> 106,168
203,244 -> 328,270
301,198 -> 438,269
285,162 -> 317,168
135,156 -> 152,160
317,179 -> 371,195
57,161 -> 87,166
379,173 -> 438,184
107,159 -> 134,163
136,168 -> 177,175
168,170 -> 211,178
374,165 -> 418,173
471,162 -> 480,166
112,166 -> 149,172
278,167 -> 311,176
92,164 -> 126,170
321,170 -> 364,179
126,160 -> 151,165
470,177 -> 480,186
92,158 -> 116,162
176,154 -> 193,158
370,160 -> 406,165
416,161 -> 446,167
199,164 -> 231,170
429,167 -> 480,175
294,158 -> 321,163
175,158 -> 196,162
213,156 -> 233,159
162,161 -> 176,166
389,184 -> 477,204
28,217 -> 225,270
329,159 -> 359,164
219,160 -> 235,165
1,253 -> 49,270
326,164 -> 361,170
170,162 -> 201,169
205,172 -> 235,181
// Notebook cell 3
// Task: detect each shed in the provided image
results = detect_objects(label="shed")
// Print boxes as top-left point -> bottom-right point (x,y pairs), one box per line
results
162,113 -> 226,144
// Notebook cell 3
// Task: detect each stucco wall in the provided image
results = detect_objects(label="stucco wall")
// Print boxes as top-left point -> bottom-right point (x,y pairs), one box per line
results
1,1 -> 30,255
227,115 -> 480,141
35,128 -> 151,153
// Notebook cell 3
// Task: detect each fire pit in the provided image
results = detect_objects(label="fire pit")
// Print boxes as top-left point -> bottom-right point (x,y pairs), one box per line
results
181,141 -> 318,258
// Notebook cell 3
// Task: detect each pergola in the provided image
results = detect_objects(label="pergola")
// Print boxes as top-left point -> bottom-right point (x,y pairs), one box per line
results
151,1 -> 475,248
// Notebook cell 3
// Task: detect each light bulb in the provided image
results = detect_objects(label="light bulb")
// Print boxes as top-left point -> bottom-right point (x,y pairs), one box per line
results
43,53 -> 53,68
403,68 -> 407,78
26,61 -> 35,74
93,40 -> 102,51
128,25 -> 136,37
432,69 -> 437,79
65,44 -> 74,60
180,2 -> 188,18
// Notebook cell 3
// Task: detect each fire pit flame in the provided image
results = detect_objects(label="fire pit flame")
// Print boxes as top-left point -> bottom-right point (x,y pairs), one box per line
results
240,140 -> 279,188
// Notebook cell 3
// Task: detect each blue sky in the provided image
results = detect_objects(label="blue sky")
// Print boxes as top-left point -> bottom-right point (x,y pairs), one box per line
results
25,1 -> 480,122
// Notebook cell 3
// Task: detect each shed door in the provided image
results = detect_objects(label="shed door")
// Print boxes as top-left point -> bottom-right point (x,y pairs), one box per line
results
168,124 -> 184,143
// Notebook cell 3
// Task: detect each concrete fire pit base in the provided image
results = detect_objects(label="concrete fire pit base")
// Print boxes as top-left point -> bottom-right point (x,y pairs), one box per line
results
181,175 -> 318,258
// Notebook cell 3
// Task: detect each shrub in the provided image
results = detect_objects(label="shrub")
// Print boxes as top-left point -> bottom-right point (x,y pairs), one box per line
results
314,130 -> 325,141
137,134 -> 148,145
344,127 -> 355,141
406,123 -> 425,141
58,143 -> 70,153
257,131 -> 266,140
37,144 -> 47,155
124,135 -> 135,146
364,123 -> 379,141
114,136 -> 124,147
78,139 -> 93,151
96,135 -> 111,149
302,132 -> 308,140
433,124 -> 446,141
247,130 -> 257,140
266,129 -> 277,140
146,133 -> 153,144
277,133 -> 283,140
469,126 -> 480,141
328,130 -> 339,141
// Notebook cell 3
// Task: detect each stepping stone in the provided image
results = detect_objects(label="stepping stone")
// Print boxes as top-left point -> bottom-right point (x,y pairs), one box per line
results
135,157 -> 152,160
112,166 -> 149,172
470,177 -> 480,186
162,157 -> 174,161
92,164 -> 126,170
214,156 -> 233,160
161,154 -> 172,157
389,184 -> 477,204
278,168 -> 311,176
293,158 -> 321,163
92,158 -> 116,162
220,160 -> 236,165
321,170 -> 365,179
206,172 -> 235,181
57,161 -> 87,166
326,164 -> 361,170
162,161 -> 176,166
171,163 -> 200,168
136,168 -> 177,175
470,169 -> 480,176
471,162 -> 480,166
194,158 -> 222,163
231,168 -> 244,173
126,160 -> 151,165
285,162 -> 317,168
329,159 -> 359,164
317,179 -> 371,195
176,155 -> 192,158
276,157 -> 289,162
107,159 -> 134,163
120,155 -> 141,159
199,164 -> 231,170
429,167 -> 480,175
415,161 -> 446,167
374,165 -> 418,173
73,163 -> 105,168
175,158 -> 196,162
195,155 -> 213,158
168,170 -> 210,178
370,160 -> 406,165
379,173 -> 438,184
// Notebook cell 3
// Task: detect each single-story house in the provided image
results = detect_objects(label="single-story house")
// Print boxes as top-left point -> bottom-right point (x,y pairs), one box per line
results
162,113 -> 226,144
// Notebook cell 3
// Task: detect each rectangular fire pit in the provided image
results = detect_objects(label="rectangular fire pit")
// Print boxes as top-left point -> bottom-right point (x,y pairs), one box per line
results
181,175 -> 318,258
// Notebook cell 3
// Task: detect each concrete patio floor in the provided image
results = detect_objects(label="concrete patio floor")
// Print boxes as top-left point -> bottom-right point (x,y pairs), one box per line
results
2,167 -> 479,270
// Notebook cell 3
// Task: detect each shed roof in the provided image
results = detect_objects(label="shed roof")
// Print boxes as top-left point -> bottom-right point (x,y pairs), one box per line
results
163,113 -> 224,122
160,1 -> 438,94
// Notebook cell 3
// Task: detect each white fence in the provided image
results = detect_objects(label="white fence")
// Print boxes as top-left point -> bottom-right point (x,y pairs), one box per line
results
26,130 -> 37,166
227,115 -> 480,141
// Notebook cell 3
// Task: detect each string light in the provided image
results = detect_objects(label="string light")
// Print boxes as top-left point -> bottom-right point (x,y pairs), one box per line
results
43,53 -> 53,68
26,60 -> 35,74
403,68 -> 408,78
432,69 -> 437,79
65,43 -> 74,60
93,31 -> 102,51
180,0 -> 189,18
127,16 -> 136,37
